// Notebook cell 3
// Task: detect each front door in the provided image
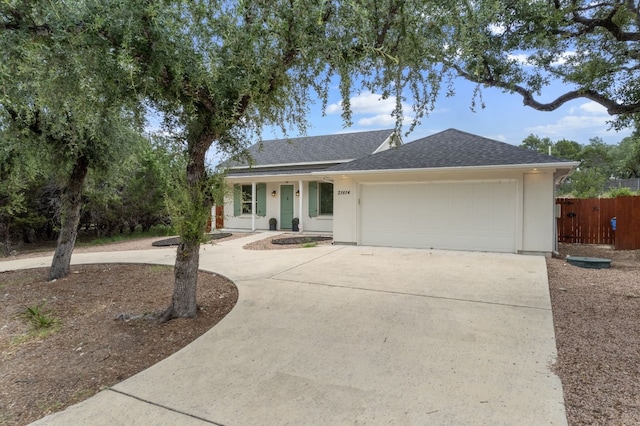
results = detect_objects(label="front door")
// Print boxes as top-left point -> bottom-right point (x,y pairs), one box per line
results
280,185 -> 294,229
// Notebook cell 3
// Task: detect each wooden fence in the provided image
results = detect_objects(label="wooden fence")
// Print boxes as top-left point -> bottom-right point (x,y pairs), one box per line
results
556,196 -> 640,250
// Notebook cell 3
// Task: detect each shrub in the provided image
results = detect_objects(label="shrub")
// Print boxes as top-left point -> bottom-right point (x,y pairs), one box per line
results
17,302 -> 57,330
605,187 -> 637,198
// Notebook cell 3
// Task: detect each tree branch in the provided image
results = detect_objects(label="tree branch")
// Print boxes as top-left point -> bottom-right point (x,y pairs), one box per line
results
551,2 -> 640,41
452,64 -> 640,114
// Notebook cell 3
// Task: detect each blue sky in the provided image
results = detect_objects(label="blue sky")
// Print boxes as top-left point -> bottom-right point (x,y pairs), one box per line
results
147,75 -> 632,167
261,77 -> 632,149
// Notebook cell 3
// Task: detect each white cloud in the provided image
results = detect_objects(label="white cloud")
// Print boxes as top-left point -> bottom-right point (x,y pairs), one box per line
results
525,101 -> 610,138
579,101 -> 607,114
327,92 -> 404,115
358,114 -> 397,126
488,23 -> 506,36
507,50 -> 576,67
508,54 -> 530,65
327,92 -> 414,127
357,114 -> 414,127
550,51 -> 576,67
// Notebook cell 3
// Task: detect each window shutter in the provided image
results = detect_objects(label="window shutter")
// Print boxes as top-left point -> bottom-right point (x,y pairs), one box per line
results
308,181 -> 318,217
233,184 -> 241,216
256,183 -> 266,216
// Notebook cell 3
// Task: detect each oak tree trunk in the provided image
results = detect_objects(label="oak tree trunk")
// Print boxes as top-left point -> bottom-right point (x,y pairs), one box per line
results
48,155 -> 89,281
161,132 -> 211,320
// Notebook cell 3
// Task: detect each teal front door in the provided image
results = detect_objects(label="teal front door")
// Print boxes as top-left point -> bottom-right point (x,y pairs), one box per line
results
280,185 -> 294,229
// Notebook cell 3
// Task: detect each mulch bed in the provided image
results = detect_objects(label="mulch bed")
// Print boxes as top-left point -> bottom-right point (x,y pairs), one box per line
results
271,236 -> 333,245
0,264 -> 237,426
152,233 -> 232,247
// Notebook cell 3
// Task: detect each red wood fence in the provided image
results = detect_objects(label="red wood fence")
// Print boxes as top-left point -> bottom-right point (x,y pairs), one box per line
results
556,196 -> 640,249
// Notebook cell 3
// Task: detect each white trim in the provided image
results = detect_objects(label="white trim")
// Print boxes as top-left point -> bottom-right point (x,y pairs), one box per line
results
312,162 -> 580,176
372,133 -> 402,153
251,182 -> 256,231
298,180 -> 303,231
227,173 -> 325,181
228,159 -> 352,170
358,178 -> 517,185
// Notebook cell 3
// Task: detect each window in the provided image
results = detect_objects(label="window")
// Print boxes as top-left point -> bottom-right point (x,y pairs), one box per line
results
241,185 -> 253,214
309,181 -> 334,217
319,182 -> 333,215
233,183 -> 266,216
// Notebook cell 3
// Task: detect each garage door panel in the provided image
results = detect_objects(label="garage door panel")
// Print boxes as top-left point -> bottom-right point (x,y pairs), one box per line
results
360,182 -> 516,252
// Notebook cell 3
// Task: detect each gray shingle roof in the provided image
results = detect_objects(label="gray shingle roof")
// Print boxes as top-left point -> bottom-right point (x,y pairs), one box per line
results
324,128 -> 575,173
227,129 -> 395,168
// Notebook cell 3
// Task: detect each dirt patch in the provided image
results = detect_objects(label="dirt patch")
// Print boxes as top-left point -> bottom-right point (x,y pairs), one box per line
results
0,264 -> 237,426
549,243 -> 640,425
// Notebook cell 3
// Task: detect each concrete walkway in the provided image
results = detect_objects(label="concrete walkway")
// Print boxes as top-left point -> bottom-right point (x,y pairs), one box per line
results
1,233 -> 567,425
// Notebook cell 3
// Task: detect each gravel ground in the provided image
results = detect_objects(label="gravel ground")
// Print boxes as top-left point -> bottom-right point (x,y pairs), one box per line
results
550,243 -> 640,425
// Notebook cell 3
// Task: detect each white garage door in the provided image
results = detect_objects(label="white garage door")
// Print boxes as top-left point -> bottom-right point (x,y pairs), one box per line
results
360,181 -> 516,252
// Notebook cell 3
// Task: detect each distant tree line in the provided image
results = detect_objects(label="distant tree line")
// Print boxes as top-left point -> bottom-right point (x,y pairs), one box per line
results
520,128 -> 640,198
0,132 -> 185,256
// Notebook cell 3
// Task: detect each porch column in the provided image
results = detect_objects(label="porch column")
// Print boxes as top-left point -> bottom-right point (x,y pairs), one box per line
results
298,180 -> 303,232
251,182 -> 256,231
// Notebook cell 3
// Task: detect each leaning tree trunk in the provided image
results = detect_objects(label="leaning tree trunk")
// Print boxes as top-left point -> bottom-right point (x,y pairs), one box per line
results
48,155 -> 89,281
161,136 -> 211,320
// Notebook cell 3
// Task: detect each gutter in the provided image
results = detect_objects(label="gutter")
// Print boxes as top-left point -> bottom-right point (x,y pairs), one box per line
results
312,161 -> 581,176
228,159 -> 353,170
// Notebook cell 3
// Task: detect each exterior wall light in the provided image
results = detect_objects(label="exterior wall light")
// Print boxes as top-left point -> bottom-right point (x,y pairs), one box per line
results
295,190 -> 300,197
271,190 -> 277,197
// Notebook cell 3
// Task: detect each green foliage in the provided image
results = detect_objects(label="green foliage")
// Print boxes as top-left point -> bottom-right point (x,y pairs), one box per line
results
0,122 -> 51,255
566,169 -> 608,199
433,0 -> 640,127
520,133 -> 640,197
82,133 -> 177,237
610,132 -> 640,178
520,134 -> 553,154
552,139 -> 582,162
605,187 -> 638,198
17,302 -> 58,331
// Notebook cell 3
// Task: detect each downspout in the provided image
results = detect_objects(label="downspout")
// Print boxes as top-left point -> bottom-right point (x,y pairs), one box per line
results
298,180 -> 303,232
251,182 -> 256,231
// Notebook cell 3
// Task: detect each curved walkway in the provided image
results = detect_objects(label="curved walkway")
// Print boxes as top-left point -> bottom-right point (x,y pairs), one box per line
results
1,233 -> 567,425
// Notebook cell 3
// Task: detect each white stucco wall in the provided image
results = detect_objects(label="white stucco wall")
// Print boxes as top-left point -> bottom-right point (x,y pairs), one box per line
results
332,178 -> 358,244
331,167 -> 559,254
522,172 -> 555,253
222,180 -> 333,232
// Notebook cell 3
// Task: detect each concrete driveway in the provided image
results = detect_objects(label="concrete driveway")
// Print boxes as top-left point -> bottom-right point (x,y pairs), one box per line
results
3,233 -> 566,425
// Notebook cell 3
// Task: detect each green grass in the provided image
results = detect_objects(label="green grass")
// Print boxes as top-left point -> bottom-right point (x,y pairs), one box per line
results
301,242 -> 318,248
12,302 -> 61,344
17,302 -> 58,330
148,265 -> 171,273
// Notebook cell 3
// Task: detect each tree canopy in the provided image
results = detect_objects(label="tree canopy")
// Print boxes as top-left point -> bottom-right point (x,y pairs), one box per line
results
434,0 -> 640,127
4,0 -> 640,318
